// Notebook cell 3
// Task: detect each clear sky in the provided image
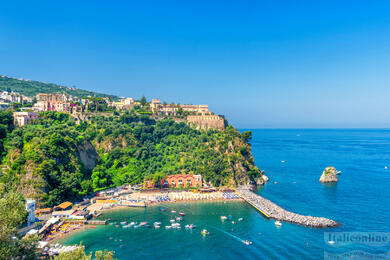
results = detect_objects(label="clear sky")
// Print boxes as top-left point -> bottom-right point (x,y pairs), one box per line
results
1,1 -> 390,128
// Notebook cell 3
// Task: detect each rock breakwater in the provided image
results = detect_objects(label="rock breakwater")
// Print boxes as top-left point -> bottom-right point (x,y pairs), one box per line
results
237,188 -> 339,228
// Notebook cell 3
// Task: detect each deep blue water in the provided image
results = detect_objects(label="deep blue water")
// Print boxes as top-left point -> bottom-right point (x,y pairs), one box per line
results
61,129 -> 390,259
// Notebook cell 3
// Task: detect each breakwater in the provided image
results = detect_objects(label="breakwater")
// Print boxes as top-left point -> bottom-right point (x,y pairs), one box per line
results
236,187 -> 339,228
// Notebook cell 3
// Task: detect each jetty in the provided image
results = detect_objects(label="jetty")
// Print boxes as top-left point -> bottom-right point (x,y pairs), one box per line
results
236,187 -> 339,228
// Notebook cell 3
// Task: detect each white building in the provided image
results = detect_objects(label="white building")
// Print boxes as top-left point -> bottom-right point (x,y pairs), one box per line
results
25,199 -> 36,225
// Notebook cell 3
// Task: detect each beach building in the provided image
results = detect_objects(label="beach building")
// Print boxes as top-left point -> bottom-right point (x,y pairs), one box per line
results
52,209 -> 75,219
143,174 -> 203,189
13,111 -> 39,127
54,201 -> 73,211
35,208 -> 52,216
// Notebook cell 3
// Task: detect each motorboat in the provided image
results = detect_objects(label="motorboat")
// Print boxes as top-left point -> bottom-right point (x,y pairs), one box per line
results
171,210 -> 176,213
165,226 -> 172,229
328,240 -> 335,245
176,217 -> 183,221
179,212 -> 185,216
120,221 -> 128,225
201,229 -> 209,235
336,170 -> 342,175
170,219 -> 175,223
161,208 -> 167,211
238,218 -> 243,221
139,222 -> 148,226
220,216 -> 227,220
185,224 -> 196,229
243,240 -> 252,245
153,222 -> 162,226
275,221 -> 282,227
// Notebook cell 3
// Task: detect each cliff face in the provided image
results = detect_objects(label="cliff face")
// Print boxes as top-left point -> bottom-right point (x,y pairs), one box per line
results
187,115 -> 225,130
77,141 -> 99,170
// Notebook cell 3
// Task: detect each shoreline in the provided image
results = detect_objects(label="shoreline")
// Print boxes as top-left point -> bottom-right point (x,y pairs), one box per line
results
52,195 -> 243,244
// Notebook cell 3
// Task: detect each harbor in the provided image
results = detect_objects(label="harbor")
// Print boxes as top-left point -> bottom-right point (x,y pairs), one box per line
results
236,187 -> 339,228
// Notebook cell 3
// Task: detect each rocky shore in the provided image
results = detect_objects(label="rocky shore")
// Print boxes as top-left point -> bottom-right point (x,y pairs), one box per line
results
237,187 -> 339,228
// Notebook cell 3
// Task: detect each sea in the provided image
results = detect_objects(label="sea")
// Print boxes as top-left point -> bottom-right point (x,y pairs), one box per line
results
60,129 -> 390,259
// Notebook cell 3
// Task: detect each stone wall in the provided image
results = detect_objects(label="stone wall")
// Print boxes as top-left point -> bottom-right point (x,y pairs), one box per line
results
186,115 -> 225,130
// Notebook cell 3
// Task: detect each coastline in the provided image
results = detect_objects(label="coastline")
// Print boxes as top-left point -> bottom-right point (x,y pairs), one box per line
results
52,193 -> 243,244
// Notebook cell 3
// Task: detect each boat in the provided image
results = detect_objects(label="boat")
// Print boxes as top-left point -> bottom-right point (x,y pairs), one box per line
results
281,160 -> 285,163
275,221 -> 282,227
243,240 -> 252,245
153,222 -> 162,226
201,229 -> 209,235
385,166 -> 388,170
185,224 -> 196,229
175,217 -> 183,221
89,226 -> 96,229
165,226 -> 172,229
171,210 -> 176,213
161,208 -> 167,211
170,219 -> 175,223
179,212 -> 185,216
154,225 -> 161,229
120,221 -> 128,225
220,216 -> 227,220
238,218 -> 243,221
328,240 -> 335,245
139,222 -> 148,226
232,221 -> 235,224
336,171 -> 342,175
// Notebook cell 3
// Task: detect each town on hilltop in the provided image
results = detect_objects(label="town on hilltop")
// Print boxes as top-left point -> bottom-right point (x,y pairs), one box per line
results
3,91 -> 226,130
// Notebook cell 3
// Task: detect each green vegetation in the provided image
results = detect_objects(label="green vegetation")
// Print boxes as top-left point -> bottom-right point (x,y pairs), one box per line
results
0,110 -> 261,207
0,76 -> 118,99
56,245 -> 115,260
0,192 -> 39,259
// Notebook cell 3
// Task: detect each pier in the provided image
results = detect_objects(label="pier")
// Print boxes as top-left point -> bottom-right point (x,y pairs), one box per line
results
236,188 -> 339,228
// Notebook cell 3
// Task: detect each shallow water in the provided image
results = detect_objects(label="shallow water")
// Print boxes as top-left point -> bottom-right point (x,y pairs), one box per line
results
60,129 -> 390,259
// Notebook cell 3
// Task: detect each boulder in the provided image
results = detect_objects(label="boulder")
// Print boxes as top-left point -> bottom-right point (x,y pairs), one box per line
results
319,167 -> 338,183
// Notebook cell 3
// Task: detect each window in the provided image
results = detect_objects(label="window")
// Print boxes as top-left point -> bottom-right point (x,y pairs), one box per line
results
171,180 -> 175,185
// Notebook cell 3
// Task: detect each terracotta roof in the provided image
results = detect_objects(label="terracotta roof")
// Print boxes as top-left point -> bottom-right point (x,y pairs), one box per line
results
56,201 -> 72,209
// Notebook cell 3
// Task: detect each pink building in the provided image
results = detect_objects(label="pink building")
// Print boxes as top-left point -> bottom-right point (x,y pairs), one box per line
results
13,112 -> 39,127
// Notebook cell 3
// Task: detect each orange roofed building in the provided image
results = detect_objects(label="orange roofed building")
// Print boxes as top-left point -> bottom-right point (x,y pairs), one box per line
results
144,174 -> 202,189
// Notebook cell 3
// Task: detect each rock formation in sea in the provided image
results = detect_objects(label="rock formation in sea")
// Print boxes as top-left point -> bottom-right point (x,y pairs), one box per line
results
319,167 -> 338,183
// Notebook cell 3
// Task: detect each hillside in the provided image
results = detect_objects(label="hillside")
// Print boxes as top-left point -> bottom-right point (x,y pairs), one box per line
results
0,75 -> 119,99
0,111 -> 263,207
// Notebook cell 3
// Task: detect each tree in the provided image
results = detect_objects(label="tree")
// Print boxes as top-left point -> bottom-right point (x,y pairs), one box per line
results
56,245 -> 115,260
0,192 -> 38,259
140,96 -> 147,107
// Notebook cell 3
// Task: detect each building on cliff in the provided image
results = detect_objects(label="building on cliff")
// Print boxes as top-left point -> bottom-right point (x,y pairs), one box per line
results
34,93 -> 70,112
186,115 -> 225,130
143,174 -> 203,189
150,99 -> 210,116
13,111 -> 39,127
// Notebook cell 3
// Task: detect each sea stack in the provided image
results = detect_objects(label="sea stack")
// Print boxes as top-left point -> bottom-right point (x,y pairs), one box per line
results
319,167 -> 338,183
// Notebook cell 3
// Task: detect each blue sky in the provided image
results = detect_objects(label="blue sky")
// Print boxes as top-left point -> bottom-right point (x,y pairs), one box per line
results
1,1 -> 390,128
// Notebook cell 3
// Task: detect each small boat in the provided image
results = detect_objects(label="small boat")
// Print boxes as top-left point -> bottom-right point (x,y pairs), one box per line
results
185,224 -> 196,229
165,226 -> 172,229
154,225 -> 161,229
328,240 -> 335,245
89,226 -> 96,229
171,210 -> 176,213
275,221 -> 282,227
145,224 -> 151,228
115,225 -> 120,227
238,218 -> 243,221
176,217 -> 183,221
139,222 -> 148,226
133,225 -> 140,228
201,229 -> 209,235
336,171 -> 342,175
281,160 -> 285,163
179,212 -> 185,216
120,222 -> 128,225
243,240 -> 252,245
232,221 -> 235,224
170,219 -> 175,223
220,216 -> 227,220
161,208 -> 167,211
385,166 -> 388,170
153,222 -> 162,226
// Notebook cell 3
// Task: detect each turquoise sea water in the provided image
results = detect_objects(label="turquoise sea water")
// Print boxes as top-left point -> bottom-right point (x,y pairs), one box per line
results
61,129 -> 390,259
